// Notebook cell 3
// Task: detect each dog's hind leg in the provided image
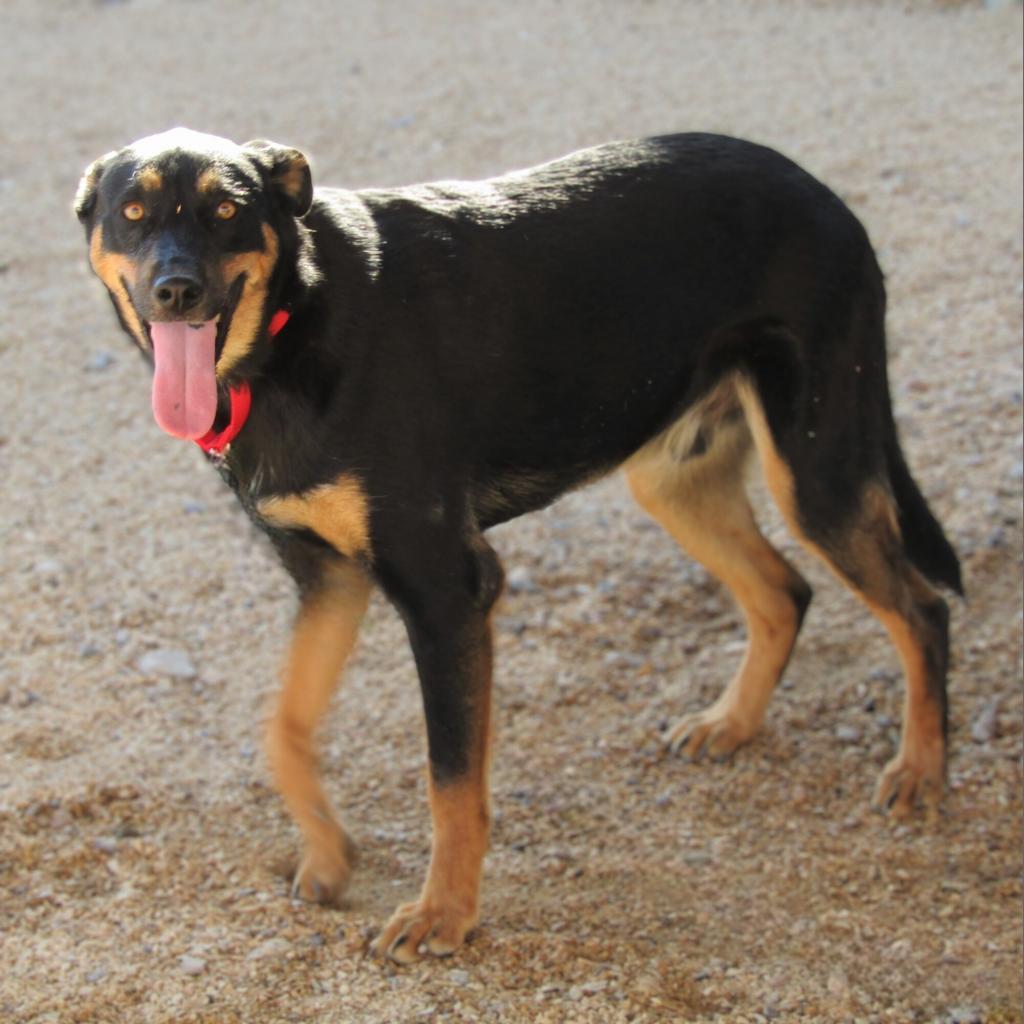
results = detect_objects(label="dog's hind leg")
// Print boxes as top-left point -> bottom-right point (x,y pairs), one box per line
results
625,398 -> 812,760
736,376 -> 952,816
267,559 -> 372,904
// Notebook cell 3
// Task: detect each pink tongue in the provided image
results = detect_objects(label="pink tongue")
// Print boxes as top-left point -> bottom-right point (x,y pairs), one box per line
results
150,321 -> 219,440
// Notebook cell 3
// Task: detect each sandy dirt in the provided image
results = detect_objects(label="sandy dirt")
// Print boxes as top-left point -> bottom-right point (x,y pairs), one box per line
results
1,1 -> 1022,1022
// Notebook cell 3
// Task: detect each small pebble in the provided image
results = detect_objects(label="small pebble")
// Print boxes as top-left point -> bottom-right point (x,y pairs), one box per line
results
448,968 -> 470,986
985,526 -> 1007,548
835,724 -> 862,744
84,351 -> 115,372
827,969 -> 849,997
682,850 -> 712,865
178,955 -> 206,976
496,615 -> 527,635
603,650 -> 644,668
506,566 -> 540,594
93,837 -> 118,854
50,807 -> 72,828
970,699 -> 1000,743
137,648 -> 197,679
947,1008 -> 983,1024
869,740 -> 891,762
867,668 -> 898,685
246,937 -> 290,960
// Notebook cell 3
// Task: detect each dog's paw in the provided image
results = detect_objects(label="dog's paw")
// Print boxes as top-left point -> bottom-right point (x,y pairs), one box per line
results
873,750 -> 944,818
666,705 -> 757,761
370,899 -> 476,964
290,829 -> 356,906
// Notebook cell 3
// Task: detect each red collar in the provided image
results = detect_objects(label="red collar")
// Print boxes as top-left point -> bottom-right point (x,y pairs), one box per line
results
195,308 -> 290,455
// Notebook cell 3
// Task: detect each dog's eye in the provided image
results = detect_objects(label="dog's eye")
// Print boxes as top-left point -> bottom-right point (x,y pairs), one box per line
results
215,200 -> 237,221
122,201 -> 145,222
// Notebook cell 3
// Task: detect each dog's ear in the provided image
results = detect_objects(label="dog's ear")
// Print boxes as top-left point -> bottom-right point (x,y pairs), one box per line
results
243,140 -> 313,217
75,150 -> 116,223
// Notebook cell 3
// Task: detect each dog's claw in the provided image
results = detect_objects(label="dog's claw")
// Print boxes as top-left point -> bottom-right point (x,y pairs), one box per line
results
666,706 -> 756,763
289,830 -> 355,906
370,899 -> 475,964
668,730 -> 692,757
872,751 -> 943,818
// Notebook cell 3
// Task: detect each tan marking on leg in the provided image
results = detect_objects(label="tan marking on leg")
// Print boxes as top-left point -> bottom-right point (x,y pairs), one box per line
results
216,223 -> 279,378
734,377 -> 802,528
656,376 -> 743,461
136,165 -> 163,191
88,225 -> 148,351
267,564 -> 372,903
373,617 -> 494,963
868,598 -> 946,815
735,377 -> 947,814
373,781 -> 491,963
424,775 -> 490,927
626,416 -> 808,759
258,473 -> 371,560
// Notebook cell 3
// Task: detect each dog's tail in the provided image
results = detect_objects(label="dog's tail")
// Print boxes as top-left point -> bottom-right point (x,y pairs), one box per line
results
886,436 -> 963,596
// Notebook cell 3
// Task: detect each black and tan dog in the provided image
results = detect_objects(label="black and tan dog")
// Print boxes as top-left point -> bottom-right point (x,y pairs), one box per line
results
76,128 -> 961,962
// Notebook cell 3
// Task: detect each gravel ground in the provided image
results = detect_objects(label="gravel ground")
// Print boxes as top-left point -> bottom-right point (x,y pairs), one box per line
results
1,2 -> 1021,1022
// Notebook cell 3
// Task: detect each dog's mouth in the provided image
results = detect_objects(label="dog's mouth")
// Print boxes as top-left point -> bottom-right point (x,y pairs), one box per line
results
143,276 -> 245,440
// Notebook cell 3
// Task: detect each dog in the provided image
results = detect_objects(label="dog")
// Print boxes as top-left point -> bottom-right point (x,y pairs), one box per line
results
75,128 -> 961,963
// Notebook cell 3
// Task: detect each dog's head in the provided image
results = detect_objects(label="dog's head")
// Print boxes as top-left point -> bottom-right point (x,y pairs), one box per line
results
75,127 -> 312,439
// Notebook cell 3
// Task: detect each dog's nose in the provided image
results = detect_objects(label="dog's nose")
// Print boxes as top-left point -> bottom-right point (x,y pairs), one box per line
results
152,274 -> 205,315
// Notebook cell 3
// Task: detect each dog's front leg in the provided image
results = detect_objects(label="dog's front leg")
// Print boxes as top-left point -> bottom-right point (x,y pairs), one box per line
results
371,535 -> 502,963
267,560 -> 372,905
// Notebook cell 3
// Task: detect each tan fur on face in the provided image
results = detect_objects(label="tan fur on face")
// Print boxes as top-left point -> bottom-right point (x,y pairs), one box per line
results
137,166 -> 162,191
216,223 -> 279,378
88,225 -> 148,351
258,473 -> 371,560
196,168 -> 223,194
